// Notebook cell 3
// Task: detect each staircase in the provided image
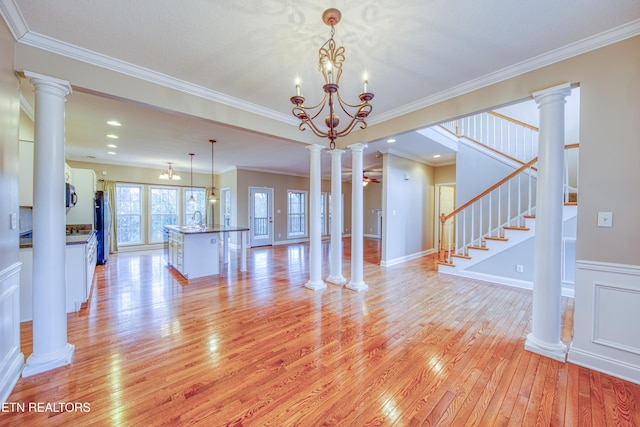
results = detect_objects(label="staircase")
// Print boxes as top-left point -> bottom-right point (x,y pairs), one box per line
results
436,111 -> 578,294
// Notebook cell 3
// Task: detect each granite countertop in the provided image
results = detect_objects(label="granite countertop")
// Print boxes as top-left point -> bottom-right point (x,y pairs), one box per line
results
20,230 -> 96,249
164,225 -> 250,235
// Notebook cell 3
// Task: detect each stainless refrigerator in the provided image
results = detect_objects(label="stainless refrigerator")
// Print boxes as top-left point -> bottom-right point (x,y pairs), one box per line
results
95,190 -> 111,265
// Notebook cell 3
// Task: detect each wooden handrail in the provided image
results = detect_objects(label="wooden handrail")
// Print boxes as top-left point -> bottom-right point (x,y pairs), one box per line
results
488,111 -> 539,132
440,143 -> 579,225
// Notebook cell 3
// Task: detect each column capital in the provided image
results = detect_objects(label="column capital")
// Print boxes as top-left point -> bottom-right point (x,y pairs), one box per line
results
328,148 -> 345,157
348,142 -> 368,152
532,82 -> 572,105
23,71 -> 72,97
306,143 -> 325,153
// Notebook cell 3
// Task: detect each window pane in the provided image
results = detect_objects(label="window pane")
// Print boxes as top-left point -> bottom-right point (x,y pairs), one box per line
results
184,188 -> 206,225
150,187 -> 178,241
116,184 -> 142,244
287,190 -> 306,236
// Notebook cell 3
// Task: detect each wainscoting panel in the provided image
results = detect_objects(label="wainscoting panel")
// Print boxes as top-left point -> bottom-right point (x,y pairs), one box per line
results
568,261 -> 640,385
0,263 -> 24,403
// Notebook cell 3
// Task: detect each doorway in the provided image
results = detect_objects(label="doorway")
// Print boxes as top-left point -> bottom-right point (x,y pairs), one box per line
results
435,184 -> 456,251
249,187 -> 273,247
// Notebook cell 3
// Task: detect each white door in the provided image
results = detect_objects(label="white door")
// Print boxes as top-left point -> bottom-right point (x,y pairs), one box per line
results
250,187 -> 273,247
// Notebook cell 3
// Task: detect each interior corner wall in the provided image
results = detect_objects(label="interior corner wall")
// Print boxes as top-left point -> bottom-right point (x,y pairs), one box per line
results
381,153 -> 435,264
0,17 -> 24,404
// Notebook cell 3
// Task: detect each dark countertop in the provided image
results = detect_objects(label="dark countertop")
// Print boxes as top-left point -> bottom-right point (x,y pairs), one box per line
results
164,225 -> 250,235
20,230 -> 96,249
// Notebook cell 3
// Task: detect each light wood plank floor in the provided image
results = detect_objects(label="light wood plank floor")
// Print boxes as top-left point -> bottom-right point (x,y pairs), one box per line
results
5,239 -> 640,426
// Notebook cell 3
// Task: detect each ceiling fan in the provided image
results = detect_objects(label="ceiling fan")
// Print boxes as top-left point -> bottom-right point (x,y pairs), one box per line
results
363,173 -> 381,184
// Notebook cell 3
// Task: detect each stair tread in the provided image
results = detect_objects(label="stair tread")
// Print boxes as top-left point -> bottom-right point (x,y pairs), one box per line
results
524,215 -> 536,219
468,245 -> 489,251
437,261 -> 455,267
451,254 -> 472,259
485,236 -> 508,241
503,226 -> 530,231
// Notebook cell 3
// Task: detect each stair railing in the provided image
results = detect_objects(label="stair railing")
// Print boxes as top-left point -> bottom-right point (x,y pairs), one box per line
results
438,144 -> 579,264
441,111 -> 539,164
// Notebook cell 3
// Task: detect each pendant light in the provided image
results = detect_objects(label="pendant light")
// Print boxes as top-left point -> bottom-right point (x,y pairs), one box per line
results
208,139 -> 217,203
187,153 -> 196,205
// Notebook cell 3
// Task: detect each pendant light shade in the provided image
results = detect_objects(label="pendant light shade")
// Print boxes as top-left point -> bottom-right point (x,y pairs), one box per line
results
187,153 -> 196,205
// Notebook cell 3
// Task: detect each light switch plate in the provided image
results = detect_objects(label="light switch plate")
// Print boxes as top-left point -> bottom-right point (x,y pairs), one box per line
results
597,211 -> 613,228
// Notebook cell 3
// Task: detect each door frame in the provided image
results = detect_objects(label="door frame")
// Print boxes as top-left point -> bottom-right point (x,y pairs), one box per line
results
434,183 -> 456,251
249,186 -> 274,247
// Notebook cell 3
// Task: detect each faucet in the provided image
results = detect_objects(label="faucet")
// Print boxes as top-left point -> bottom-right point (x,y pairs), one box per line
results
192,210 -> 204,228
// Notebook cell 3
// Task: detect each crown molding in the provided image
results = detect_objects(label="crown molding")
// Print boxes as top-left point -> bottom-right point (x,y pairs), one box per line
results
2,13 -> 298,126
371,19 -> 640,125
0,0 -> 28,40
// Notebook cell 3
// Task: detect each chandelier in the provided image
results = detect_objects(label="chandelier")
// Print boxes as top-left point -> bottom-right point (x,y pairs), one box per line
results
208,139 -> 217,203
159,162 -> 181,180
290,8 -> 374,150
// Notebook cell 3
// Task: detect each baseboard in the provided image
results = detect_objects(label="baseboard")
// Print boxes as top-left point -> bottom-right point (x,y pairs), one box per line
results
568,345 -> 640,385
438,269 -> 576,298
381,248 -> 436,267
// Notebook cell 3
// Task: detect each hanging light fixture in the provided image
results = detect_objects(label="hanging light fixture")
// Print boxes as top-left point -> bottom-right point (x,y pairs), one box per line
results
208,139 -> 217,203
159,162 -> 181,180
290,8 -> 374,150
187,153 -> 196,205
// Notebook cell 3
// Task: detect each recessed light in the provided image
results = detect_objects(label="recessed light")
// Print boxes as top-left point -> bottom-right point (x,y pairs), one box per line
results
386,138 -> 396,144
107,151 -> 117,155
106,144 -> 118,148
106,134 -> 119,139
433,154 -> 441,158
107,120 -> 122,127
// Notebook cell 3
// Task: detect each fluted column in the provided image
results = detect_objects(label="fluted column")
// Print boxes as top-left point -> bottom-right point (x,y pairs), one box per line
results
326,149 -> 346,285
22,71 -> 75,377
525,82 -> 572,362
346,143 -> 368,292
305,144 -> 326,290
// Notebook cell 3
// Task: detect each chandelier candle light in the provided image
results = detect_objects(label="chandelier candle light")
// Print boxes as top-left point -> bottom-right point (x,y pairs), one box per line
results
290,8 -> 374,150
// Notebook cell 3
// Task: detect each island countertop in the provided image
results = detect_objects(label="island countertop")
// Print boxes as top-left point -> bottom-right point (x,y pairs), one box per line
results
164,225 -> 250,235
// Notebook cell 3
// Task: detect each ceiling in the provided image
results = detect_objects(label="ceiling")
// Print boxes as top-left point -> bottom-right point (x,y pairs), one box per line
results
5,0 -> 640,178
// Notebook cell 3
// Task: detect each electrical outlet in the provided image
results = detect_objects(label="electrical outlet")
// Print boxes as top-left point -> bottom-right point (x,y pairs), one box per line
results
516,264 -> 524,273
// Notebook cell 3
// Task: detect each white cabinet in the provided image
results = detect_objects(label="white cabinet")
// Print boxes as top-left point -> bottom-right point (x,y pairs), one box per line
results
19,235 -> 97,322
66,168 -> 96,226
66,233 -> 98,312
18,140 -> 34,206
167,231 -> 218,279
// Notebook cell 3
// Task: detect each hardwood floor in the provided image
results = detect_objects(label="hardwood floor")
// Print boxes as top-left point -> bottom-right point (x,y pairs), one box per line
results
6,239 -> 640,426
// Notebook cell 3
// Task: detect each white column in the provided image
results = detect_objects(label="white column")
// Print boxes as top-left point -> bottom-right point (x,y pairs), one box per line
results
23,71 -> 75,377
326,149 -> 346,285
346,143 -> 368,292
525,82 -> 572,362
305,144 -> 326,290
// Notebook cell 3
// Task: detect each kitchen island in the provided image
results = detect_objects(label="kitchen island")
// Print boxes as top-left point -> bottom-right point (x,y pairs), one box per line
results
164,225 -> 249,279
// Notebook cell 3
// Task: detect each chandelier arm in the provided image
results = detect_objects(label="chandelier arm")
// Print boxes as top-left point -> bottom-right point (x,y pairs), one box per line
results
335,115 -> 369,138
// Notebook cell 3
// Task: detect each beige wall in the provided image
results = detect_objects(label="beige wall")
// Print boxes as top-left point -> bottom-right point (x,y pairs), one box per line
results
236,168 -> 352,244
434,164 -> 456,184
345,36 -> 640,266
382,153 -> 435,263
0,18 -> 19,268
363,183 -> 382,237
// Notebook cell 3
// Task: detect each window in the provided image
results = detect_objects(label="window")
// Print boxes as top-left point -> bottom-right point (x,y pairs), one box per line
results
116,184 -> 143,245
222,189 -> 231,227
150,187 -> 178,242
321,192 -> 327,235
184,188 -> 206,225
288,190 -> 307,237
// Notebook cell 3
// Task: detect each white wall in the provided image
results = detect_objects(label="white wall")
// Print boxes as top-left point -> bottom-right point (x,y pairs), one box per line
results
0,17 -> 24,404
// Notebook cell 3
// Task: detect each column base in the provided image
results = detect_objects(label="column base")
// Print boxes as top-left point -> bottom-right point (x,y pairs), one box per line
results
23,343 -> 75,377
346,280 -> 368,292
524,333 -> 567,362
326,275 -> 346,285
304,279 -> 327,291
